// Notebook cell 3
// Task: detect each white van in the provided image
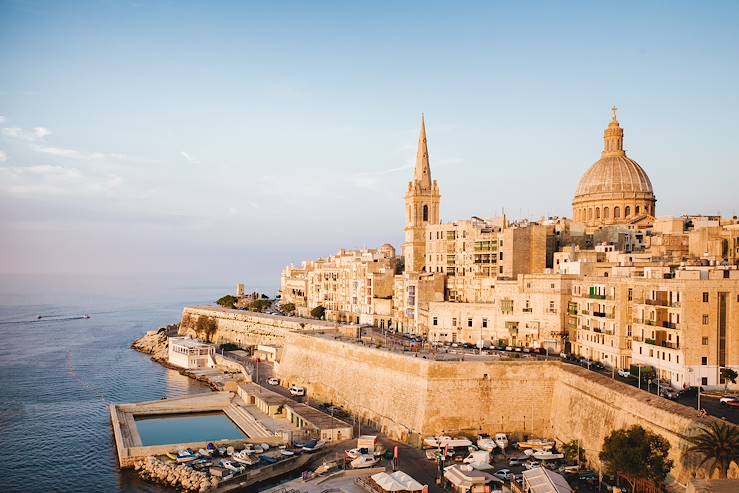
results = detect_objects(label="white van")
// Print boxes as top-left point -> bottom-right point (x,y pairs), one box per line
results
289,385 -> 305,396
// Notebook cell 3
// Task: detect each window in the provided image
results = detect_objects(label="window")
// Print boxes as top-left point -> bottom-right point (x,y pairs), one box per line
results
433,317 -> 438,326
702,377 -> 708,386
614,206 -> 620,218
625,206 -> 631,217
702,336 -> 708,345
702,357 -> 708,365
635,206 -> 640,215
703,315 -> 709,325
482,318 -> 488,328
452,318 -> 457,327
467,318 -> 473,328
703,292 -> 709,302
422,205 -> 428,222
628,288 -> 633,301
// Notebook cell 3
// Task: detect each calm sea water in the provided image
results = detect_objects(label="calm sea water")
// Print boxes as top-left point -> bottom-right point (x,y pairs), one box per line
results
136,412 -> 246,446
0,274 -> 276,493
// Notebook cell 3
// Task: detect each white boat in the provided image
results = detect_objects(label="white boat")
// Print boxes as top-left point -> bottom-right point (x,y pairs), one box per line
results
345,447 -> 363,459
198,448 -> 211,457
476,435 -> 496,452
280,449 -> 296,457
221,460 -> 243,473
494,433 -> 509,451
423,436 -> 473,448
463,450 -> 493,470
524,449 -> 564,460
425,449 -> 441,460
260,443 -> 270,451
350,454 -> 379,469
517,439 -> 555,450
302,439 -> 326,452
232,450 -> 259,465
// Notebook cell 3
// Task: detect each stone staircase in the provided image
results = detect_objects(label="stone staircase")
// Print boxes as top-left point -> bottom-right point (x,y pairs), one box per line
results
225,404 -> 273,439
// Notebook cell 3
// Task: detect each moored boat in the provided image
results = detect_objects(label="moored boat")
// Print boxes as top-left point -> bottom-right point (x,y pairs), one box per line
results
494,433 -> 509,451
524,448 -> 564,460
350,454 -> 379,469
476,434 -> 496,452
517,438 -> 555,450
423,435 -> 473,449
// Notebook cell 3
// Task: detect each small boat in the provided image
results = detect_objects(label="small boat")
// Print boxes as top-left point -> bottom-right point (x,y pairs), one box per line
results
345,447 -> 363,459
260,443 -> 270,451
176,454 -> 198,463
37,315 -> 43,319
221,460 -> 243,472
217,446 -> 227,456
280,449 -> 296,457
494,433 -> 509,451
524,449 -> 564,460
198,448 -> 211,457
518,439 -> 555,450
312,461 -> 337,477
463,450 -> 493,470
350,454 -> 379,469
301,439 -> 326,452
165,452 -> 177,460
259,455 -> 278,464
423,436 -> 473,448
476,435 -> 496,452
83,314 -> 90,319
226,446 -> 235,455
232,450 -> 259,465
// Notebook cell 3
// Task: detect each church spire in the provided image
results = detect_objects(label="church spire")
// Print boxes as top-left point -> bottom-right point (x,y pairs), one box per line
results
602,105 -> 625,157
414,114 -> 432,189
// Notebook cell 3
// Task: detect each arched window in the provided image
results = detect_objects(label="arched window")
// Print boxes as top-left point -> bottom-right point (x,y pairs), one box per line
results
604,207 -> 610,219
625,206 -> 631,217
636,205 -> 641,215
423,204 -> 429,222
588,208 -> 593,220
595,207 -> 600,219
614,206 -> 620,219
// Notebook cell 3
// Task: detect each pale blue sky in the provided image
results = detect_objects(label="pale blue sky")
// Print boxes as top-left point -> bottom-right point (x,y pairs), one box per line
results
1,1 -> 738,286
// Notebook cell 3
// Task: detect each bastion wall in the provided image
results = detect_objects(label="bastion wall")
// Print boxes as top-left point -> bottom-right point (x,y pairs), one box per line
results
177,307 -> 721,483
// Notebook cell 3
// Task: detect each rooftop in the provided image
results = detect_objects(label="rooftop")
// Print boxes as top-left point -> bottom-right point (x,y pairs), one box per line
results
168,336 -> 213,349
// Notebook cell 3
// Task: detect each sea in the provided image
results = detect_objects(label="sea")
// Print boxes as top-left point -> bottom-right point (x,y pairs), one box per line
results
0,274 -> 276,493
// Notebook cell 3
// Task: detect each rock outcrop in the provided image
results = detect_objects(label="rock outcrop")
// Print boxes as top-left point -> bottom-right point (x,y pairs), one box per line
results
134,456 -> 217,492
131,325 -> 175,362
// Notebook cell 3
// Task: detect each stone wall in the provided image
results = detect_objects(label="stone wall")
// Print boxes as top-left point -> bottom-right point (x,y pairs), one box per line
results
277,332 -> 724,483
178,306 -> 338,347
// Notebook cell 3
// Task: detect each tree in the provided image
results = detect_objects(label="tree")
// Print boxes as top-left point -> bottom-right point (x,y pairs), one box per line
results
282,302 -> 296,315
687,422 -> 739,479
310,305 -> 326,320
721,368 -> 738,394
599,425 -> 673,491
562,440 -> 586,467
248,299 -> 271,312
216,295 -> 238,308
195,315 -> 217,342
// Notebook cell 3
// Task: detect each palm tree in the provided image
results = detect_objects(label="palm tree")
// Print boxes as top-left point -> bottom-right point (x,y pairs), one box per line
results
687,422 -> 739,478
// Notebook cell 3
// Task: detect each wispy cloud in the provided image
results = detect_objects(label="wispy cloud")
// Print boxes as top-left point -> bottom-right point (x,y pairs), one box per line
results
0,164 -> 123,197
2,126 -> 51,142
349,162 -> 414,190
36,146 -> 127,161
0,150 -> 6,162
0,116 -> 6,124
180,151 -> 199,164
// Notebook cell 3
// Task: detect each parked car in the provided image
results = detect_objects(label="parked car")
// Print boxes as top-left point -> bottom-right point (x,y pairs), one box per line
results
289,385 -> 305,396
660,388 -> 680,400
508,458 -> 522,466
494,469 -> 513,480
720,396 -> 739,407
617,369 -> 631,378
267,377 -> 280,385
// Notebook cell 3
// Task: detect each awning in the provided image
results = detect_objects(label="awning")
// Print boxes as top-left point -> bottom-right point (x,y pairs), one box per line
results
371,471 -> 424,492
521,467 -> 573,493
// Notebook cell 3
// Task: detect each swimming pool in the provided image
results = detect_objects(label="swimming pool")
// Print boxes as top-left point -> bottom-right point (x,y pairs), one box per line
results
135,412 -> 246,446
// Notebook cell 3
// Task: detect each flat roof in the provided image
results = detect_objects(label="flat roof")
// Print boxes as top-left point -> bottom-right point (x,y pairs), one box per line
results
288,402 -> 352,430
238,383 -> 294,406
522,467 -> 573,493
169,337 -> 213,349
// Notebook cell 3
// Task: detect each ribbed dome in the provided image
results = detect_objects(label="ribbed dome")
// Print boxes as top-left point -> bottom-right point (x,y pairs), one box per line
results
575,154 -> 653,198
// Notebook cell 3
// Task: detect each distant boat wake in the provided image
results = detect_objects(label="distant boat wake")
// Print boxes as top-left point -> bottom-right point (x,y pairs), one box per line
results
0,314 -> 92,325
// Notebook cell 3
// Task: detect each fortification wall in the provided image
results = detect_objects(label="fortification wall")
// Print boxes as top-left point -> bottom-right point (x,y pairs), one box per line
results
178,306 -> 337,346
278,333 -> 714,482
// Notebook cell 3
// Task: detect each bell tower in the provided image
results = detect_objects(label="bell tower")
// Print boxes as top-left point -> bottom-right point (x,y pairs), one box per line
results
403,114 -> 441,273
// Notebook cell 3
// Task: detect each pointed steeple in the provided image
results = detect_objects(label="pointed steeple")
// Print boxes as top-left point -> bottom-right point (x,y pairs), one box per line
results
602,105 -> 625,157
414,114 -> 432,189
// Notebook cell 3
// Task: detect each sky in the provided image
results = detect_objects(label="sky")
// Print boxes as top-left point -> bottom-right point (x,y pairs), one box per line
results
1,1 -> 738,288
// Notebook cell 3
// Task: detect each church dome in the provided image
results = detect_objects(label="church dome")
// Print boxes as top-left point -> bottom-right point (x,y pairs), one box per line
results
575,154 -> 653,197
572,107 -> 656,230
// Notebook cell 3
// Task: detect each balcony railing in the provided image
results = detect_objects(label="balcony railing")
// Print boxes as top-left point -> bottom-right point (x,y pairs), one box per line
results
522,308 -> 533,313
593,311 -> 606,318
645,338 -> 657,345
581,309 -> 590,315
588,293 -> 606,300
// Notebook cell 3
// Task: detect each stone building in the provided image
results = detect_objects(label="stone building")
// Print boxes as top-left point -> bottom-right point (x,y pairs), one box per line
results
572,107 -> 656,232
279,109 -> 738,390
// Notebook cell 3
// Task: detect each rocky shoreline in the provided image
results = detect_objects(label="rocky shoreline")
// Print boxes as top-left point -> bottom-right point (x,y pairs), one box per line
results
134,456 -> 217,492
